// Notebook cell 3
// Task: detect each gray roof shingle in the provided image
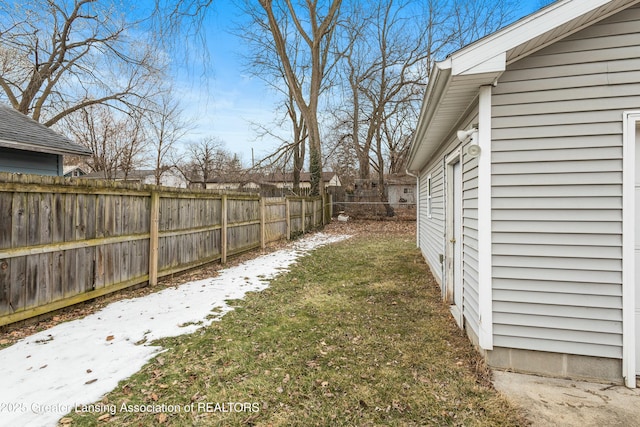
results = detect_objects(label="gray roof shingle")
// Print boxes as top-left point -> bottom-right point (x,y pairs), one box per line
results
0,104 -> 92,156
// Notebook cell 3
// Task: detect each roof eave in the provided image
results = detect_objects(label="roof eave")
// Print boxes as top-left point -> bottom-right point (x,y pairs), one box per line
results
0,139 -> 92,157
407,63 -> 452,172
407,63 -> 503,172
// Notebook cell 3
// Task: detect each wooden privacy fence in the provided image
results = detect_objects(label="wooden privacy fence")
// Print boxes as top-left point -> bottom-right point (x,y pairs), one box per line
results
0,173 -> 330,327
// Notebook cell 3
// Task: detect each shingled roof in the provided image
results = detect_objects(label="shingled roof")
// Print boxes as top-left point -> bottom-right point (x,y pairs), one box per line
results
0,104 -> 92,156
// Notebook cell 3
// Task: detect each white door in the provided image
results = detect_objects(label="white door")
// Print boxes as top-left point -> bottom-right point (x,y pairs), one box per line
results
635,122 -> 640,376
447,154 -> 463,327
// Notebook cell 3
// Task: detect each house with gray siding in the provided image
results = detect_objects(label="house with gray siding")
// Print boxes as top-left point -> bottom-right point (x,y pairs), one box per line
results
0,104 -> 91,175
407,0 -> 640,386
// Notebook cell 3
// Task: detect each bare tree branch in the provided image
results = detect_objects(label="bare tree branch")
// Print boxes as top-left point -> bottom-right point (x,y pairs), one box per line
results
253,0 -> 342,196
0,0 -> 167,127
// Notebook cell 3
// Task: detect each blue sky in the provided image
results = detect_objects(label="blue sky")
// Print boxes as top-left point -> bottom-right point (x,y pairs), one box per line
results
179,1 -> 544,167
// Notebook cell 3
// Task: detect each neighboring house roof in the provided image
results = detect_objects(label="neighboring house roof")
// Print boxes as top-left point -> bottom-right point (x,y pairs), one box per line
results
207,173 -> 264,185
83,170 -> 152,180
407,0 -> 639,171
63,165 -> 89,177
275,172 -> 339,183
207,171 -> 341,185
0,104 -> 92,157
386,174 -> 417,186
354,174 -> 416,186
83,169 -> 172,181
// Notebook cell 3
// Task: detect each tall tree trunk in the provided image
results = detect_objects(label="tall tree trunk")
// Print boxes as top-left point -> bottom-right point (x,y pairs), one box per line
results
308,121 -> 324,196
257,0 -> 341,197
376,129 -> 394,217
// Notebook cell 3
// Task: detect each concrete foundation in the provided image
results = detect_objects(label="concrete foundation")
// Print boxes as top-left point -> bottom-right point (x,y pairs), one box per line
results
487,347 -> 623,384
462,318 -> 623,384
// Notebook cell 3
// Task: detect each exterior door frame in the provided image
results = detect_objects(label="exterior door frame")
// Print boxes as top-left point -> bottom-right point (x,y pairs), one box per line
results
445,147 -> 463,328
622,111 -> 639,388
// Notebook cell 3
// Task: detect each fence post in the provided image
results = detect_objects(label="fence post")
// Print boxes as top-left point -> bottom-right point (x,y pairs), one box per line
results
322,193 -> 327,225
221,195 -> 227,263
301,198 -> 306,234
328,193 -> 333,224
260,196 -> 266,249
285,197 -> 291,240
148,191 -> 160,286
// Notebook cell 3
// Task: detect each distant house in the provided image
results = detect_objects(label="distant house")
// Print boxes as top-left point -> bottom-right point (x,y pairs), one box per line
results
0,104 -> 92,176
205,171 -> 342,195
205,173 -> 266,192
63,165 -> 89,178
407,0 -> 640,387
386,174 -> 416,208
266,172 -> 342,194
351,175 -> 417,208
82,168 -> 188,188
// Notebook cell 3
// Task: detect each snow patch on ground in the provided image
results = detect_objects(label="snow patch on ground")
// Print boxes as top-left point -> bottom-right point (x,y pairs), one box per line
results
0,232 -> 350,427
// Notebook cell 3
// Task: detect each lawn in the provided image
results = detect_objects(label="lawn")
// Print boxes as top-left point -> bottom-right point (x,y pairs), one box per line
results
61,227 -> 527,426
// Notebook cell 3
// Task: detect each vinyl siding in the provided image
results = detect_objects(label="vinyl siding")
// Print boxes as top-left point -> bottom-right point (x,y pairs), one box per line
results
0,147 -> 61,176
462,123 -> 480,339
489,6 -> 640,359
417,109 -> 480,336
418,162 -> 444,284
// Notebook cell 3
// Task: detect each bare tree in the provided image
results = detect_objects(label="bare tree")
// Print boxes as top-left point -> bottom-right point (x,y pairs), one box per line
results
0,0 -> 165,127
254,0 -> 342,196
332,0 -> 514,216
176,137 -> 235,187
450,0 -> 517,49
64,104 -> 148,179
238,1 -> 314,195
324,127 -> 357,192
333,3 -> 375,186
144,92 -> 192,185
249,93 -> 308,195
333,0 -> 433,215
382,104 -> 415,175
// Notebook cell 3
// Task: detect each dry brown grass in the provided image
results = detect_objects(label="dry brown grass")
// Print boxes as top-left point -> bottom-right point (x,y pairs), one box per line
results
59,222 -> 528,426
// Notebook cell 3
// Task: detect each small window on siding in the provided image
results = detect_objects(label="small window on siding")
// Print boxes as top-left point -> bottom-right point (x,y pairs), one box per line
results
427,175 -> 432,218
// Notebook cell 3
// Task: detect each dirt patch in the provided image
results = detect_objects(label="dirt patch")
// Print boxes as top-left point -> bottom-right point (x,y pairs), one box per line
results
324,218 -> 416,236
338,203 -> 417,221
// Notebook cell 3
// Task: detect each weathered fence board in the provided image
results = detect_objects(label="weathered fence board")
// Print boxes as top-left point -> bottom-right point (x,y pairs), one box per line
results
0,172 -> 330,326
0,192 -> 11,249
264,198 -> 287,243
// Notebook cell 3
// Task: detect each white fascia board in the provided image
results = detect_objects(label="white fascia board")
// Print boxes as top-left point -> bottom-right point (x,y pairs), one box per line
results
454,52 -> 506,76
407,64 -> 452,171
449,0 -> 615,76
438,57 -> 452,71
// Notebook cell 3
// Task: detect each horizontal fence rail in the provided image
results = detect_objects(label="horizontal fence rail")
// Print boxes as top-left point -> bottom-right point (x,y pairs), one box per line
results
0,173 -> 331,326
